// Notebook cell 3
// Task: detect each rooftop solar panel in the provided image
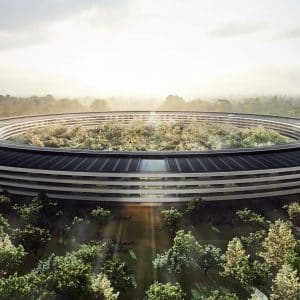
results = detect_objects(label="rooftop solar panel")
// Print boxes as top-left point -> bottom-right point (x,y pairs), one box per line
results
0,148 -> 300,173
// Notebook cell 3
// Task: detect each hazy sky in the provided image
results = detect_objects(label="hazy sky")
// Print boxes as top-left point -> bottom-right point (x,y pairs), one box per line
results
1,0 -> 300,99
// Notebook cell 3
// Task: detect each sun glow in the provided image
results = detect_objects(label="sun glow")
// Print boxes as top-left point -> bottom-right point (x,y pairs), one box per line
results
1,0 -> 300,98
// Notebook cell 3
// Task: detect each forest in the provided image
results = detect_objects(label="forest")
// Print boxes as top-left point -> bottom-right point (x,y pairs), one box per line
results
1,94 -> 300,118
0,193 -> 299,299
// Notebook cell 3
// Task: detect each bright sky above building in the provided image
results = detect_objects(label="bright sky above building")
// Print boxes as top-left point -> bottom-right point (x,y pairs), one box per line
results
0,0 -> 300,99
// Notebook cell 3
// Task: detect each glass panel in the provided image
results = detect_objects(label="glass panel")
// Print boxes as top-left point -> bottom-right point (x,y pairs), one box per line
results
138,159 -> 168,172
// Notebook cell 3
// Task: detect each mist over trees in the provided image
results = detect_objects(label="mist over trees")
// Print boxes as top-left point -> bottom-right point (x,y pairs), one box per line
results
159,95 -> 300,116
1,94 -> 300,118
0,95 -> 110,118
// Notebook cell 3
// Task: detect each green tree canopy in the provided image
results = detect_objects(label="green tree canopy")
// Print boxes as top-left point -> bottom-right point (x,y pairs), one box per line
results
12,225 -> 51,254
0,271 -> 44,300
154,230 -> 222,275
0,193 -> 12,211
161,207 -> 182,234
146,282 -> 185,300
91,273 -> 119,300
185,197 -> 204,216
236,208 -> 270,230
270,264 -> 300,300
0,234 -> 26,276
284,202 -> 300,226
91,206 -> 111,225
260,220 -> 297,269
47,254 -> 92,299
222,237 -> 267,286
13,198 -> 43,226
101,256 -> 136,292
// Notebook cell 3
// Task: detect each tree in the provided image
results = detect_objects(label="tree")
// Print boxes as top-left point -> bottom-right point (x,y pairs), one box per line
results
196,244 -> 223,276
193,288 -> 239,300
91,207 -> 111,225
73,241 -> 107,264
240,230 -> 267,254
91,273 -> 119,300
154,230 -> 223,276
12,225 -> 51,254
0,214 -> 10,234
0,241 -> 124,300
35,253 -> 56,275
214,99 -> 232,112
47,254 -> 92,299
270,264 -> 300,300
185,197 -> 204,216
236,208 -> 270,230
0,234 -> 26,276
13,194 -> 59,229
72,216 -> 87,225
102,257 -> 136,292
37,193 -> 60,227
241,97 -> 262,114
153,230 -> 199,273
90,99 -> 109,112
161,207 -> 182,234
284,202 -> 300,226
35,252 -> 93,299
222,237 -> 250,284
236,208 -> 270,253
0,271 -> 45,300
35,242 -> 110,298
260,220 -> 297,269
222,237 -> 267,286
0,192 -> 12,211
160,95 -> 186,110
145,282 -> 185,300
283,251 -> 300,273
13,198 -> 43,226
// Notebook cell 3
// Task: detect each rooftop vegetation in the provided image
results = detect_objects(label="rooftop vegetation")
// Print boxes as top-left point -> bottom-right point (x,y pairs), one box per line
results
11,120 -> 291,151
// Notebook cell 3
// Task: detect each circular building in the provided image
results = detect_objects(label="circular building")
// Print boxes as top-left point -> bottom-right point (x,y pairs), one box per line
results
0,111 -> 300,203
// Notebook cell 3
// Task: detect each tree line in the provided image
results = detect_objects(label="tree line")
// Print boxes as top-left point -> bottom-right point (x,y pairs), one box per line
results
0,95 -> 109,118
159,95 -> 300,117
1,94 -> 300,118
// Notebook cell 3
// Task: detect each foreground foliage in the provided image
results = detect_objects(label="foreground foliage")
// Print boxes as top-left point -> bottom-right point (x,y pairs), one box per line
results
0,234 -> 26,276
0,193 -> 134,300
2,193 -> 300,299
0,241 -> 125,300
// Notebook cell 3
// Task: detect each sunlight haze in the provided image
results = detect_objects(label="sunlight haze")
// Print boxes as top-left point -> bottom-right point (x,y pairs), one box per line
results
1,0 -> 300,98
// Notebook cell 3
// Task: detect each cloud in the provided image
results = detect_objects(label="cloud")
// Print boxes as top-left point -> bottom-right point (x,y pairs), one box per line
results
207,22 -> 267,38
0,0 -> 133,50
0,0 -> 124,32
279,26 -> 300,39
207,65 -> 300,97
0,30 -> 48,50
